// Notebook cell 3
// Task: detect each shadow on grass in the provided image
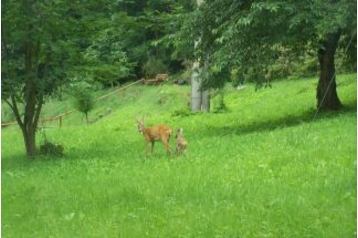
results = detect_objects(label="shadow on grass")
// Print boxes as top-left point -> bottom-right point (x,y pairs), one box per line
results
1,152 -> 66,174
2,138 -> 148,173
204,101 -> 357,137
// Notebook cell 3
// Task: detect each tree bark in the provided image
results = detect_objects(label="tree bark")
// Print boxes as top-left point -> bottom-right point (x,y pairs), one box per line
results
316,31 -> 342,110
190,0 -> 210,112
21,124 -> 37,157
191,66 -> 202,111
19,37 -> 45,157
22,77 -> 39,157
191,63 -> 210,112
20,89 -> 43,157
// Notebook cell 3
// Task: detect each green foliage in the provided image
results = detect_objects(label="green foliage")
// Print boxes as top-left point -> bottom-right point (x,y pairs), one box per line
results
168,0 -> 356,89
40,142 -> 64,157
38,127 -> 64,157
1,74 -> 356,237
142,56 -> 168,78
71,82 -> 95,123
82,12 -> 136,86
171,107 -> 191,117
112,0 -> 196,78
212,91 -> 229,113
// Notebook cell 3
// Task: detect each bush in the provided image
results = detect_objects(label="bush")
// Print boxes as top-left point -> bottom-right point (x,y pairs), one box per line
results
40,142 -> 64,157
212,92 -> 229,113
71,82 -> 95,124
171,108 -> 191,117
38,127 -> 64,157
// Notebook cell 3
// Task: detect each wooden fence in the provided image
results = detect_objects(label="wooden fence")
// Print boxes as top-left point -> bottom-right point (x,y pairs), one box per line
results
1,78 -> 145,128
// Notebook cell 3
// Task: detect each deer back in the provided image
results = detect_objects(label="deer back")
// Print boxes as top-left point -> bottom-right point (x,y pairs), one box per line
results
142,124 -> 171,141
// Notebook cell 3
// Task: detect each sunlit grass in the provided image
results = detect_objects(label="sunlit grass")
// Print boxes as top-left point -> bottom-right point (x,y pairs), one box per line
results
1,74 -> 356,237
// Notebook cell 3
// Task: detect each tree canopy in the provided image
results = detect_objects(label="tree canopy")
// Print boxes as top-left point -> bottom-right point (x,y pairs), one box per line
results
166,0 -> 356,86
1,0 -> 356,156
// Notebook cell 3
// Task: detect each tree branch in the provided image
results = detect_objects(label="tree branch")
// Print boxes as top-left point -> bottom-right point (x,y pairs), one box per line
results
1,27 -> 24,128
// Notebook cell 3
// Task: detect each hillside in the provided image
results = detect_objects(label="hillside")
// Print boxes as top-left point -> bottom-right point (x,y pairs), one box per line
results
1,74 -> 357,237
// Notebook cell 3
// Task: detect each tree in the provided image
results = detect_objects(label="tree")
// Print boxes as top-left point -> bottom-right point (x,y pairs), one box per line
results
191,0 -> 210,112
168,0 -> 356,110
154,0 -> 211,111
2,0 -> 71,156
1,0 -> 97,156
317,32 -> 342,109
1,0 -> 197,156
82,13 -> 135,87
72,83 -> 95,124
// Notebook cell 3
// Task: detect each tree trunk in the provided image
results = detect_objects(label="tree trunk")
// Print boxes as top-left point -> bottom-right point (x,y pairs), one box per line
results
191,66 -> 202,111
316,32 -> 342,110
201,88 -> 210,112
18,39 -> 44,157
21,124 -> 37,157
190,0 -> 210,113
21,89 -> 42,157
191,64 -> 210,112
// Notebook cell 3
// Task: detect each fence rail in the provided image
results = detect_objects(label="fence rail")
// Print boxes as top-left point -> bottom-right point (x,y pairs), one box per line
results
1,78 -> 145,128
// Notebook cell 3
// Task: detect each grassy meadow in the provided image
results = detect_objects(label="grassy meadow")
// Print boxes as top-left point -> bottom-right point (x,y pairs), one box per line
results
1,74 -> 357,237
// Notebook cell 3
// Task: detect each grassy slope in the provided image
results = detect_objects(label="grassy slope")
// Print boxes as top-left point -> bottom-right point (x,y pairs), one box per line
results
1,74 -> 357,238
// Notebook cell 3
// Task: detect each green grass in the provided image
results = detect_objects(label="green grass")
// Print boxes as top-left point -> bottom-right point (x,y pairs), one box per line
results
2,74 -> 357,237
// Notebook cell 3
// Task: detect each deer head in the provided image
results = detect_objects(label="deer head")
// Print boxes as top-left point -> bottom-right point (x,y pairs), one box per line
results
175,128 -> 187,155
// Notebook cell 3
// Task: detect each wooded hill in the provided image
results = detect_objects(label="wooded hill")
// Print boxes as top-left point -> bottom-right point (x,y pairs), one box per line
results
2,0 -> 356,156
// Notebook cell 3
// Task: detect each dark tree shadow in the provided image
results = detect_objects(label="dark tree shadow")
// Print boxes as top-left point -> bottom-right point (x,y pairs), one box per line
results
202,101 -> 357,137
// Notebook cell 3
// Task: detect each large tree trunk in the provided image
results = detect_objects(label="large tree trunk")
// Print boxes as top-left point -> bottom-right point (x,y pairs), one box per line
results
21,80 -> 42,157
190,0 -> 210,112
191,66 -> 202,111
21,125 -> 37,157
191,62 -> 210,112
19,40 -> 44,157
316,32 -> 342,110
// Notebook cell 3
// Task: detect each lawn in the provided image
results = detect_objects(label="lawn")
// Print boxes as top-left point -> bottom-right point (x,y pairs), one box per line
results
1,74 -> 356,237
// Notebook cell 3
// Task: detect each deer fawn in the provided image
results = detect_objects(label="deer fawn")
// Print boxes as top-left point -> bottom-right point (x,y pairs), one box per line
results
175,128 -> 187,155
136,118 -> 172,156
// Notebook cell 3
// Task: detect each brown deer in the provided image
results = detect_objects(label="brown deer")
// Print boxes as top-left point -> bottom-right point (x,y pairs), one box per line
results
175,128 -> 187,155
136,118 -> 172,156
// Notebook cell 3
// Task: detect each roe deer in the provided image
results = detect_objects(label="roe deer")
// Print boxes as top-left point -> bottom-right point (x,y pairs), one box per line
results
136,118 -> 172,156
175,128 -> 187,155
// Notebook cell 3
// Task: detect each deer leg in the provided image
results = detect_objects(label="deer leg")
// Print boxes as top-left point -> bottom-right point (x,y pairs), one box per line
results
144,141 -> 149,157
151,141 -> 155,154
161,138 -> 171,155
167,134 -> 172,156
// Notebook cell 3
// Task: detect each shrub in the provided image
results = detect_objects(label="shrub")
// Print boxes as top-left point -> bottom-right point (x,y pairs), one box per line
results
212,92 -> 229,113
71,82 -> 95,124
40,142 -> 64,157
38,127 -> 64,157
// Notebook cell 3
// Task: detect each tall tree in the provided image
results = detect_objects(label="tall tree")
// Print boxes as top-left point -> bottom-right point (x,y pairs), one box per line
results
1,0 -> 90,156
167,0 -> 356,110
1,0 -> 197,156
191,0 -> 210,112
82,11 -> 135,87
3,0 -> 61,156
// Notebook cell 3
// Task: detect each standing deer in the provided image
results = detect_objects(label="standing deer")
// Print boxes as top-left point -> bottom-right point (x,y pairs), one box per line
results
136,118 -> 172,156
175,128 -> 187,155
